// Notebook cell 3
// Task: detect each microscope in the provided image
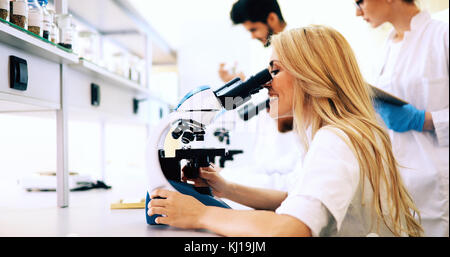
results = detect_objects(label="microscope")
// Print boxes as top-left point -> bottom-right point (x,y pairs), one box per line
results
146,69 -> 272,225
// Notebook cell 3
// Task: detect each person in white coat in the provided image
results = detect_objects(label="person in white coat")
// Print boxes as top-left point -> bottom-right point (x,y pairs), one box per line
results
148,26 -> 424,237
219,113 -> 303,192
355,0 -> 449,236
216,0 -> 302,192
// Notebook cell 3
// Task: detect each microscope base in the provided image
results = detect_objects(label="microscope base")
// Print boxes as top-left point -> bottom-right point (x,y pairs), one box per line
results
146,180 -> 231,225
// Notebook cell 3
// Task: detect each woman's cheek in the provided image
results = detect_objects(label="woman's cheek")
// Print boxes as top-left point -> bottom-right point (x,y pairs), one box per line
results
280,95 -> 292,116
268,95 -> 291,118
269,96 -> 280,118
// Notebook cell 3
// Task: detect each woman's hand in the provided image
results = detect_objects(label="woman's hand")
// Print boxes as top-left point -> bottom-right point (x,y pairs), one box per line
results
148,188 -> 208,229
218,62 -> 246,83
182,163 -> 232,198
198,163 -> 232,198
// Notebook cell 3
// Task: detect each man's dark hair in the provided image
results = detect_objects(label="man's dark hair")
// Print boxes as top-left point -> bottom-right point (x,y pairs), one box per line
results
230,0 -> 285,25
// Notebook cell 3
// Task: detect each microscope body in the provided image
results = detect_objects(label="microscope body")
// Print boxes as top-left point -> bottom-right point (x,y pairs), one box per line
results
146,69 -> 272,225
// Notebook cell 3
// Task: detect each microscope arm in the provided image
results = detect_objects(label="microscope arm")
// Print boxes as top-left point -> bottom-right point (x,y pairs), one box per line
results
146,112 -> 181,194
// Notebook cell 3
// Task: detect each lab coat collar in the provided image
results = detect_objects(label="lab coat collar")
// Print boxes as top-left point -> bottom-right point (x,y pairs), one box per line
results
410,11 -> 431,31
387,10 -> 431,41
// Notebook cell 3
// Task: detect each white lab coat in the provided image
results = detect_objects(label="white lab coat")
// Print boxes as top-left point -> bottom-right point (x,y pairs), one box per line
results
276,126 -> 401,237
373,11 -> 449,236
220,110 -> 303,191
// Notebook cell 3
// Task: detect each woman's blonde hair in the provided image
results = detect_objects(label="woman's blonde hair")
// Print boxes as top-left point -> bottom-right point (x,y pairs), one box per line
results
271,25 -> 423,236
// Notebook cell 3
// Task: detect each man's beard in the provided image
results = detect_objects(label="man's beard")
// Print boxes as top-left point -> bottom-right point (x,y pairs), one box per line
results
263,26 -> 274,48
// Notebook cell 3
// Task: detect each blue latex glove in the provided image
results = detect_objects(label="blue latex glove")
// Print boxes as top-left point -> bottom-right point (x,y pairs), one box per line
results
374,100 -> 425,132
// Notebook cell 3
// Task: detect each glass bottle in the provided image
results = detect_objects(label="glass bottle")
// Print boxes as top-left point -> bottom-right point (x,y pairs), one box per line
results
0,0 -> 10,21
56,13 -> 74,49
37,0 -> 50,40
48,9 -> 58,44
78,30 -> 99,63
69,23 -> 77,51
129,55 -> 142,82
27,0 -> 42,36
10,0 -> 27,29
112,52 -> 129,77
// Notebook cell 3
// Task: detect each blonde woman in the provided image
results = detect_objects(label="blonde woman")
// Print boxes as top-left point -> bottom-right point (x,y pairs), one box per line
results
148,26 -> 423,237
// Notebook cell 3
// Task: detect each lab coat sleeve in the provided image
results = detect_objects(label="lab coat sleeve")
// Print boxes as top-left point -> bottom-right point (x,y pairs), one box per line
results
221,164 -> 299,191
431,108 -> 449,147
432,22 -> 449,147
275,127 -> 360,235
276,194 -> 331,237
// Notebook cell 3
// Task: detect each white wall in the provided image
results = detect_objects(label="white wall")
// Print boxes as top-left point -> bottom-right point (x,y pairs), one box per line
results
177,20 -> 253,96
173,0 -> 448,97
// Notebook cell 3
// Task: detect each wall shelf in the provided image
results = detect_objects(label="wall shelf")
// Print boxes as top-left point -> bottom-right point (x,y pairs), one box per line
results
67,0 -> 177,64
0,19 -> 79,64
69,58 -> 150,96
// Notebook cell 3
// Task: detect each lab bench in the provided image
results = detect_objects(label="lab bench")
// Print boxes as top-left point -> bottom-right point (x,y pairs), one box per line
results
0,186 -> 219,237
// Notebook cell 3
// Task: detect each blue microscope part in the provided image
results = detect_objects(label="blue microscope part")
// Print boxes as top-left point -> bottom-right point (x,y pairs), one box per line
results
212,109 -> 227,122
175,85 -> 211,111
146,180 -> 231,225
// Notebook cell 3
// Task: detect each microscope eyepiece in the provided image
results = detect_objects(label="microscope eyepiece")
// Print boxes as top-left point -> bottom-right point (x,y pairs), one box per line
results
214,68 -> 272,110
172,128 -> 183,140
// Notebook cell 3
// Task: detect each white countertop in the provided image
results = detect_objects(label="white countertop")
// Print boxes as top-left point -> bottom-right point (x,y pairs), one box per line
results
0,183 -> 224,237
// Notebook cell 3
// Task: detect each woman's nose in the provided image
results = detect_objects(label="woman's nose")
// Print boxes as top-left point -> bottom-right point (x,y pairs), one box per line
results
263,81 -> 272,89
356,7 -> 363,17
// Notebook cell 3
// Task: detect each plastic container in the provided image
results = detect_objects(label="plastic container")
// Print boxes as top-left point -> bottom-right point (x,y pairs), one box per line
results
10,0 -> 27,29
27,0 -> 42,36
0,0 -> 10,21
37,0 -> 50,39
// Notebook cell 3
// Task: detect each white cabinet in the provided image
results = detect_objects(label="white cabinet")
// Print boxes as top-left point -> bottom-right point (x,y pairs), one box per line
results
0,43 -> 61,109
65,66 -> 150,124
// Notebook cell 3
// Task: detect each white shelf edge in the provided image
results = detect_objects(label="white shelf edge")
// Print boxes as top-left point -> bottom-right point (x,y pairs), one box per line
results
0,21 -> 79,64
69,59 -> 150,96
68,105 -> 149,125
0,91 -> 61,110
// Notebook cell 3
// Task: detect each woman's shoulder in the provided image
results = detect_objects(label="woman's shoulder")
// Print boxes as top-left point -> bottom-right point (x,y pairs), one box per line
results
310,126 -> 354,153
313,126 -> 351,143
311,125 -> 370,159
424,16 -> 449,41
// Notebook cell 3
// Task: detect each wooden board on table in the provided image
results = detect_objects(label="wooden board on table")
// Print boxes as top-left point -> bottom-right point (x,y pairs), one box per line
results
110,198 -> 146,209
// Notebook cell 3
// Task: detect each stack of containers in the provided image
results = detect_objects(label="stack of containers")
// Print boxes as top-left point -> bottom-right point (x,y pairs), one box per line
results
0,0 -> 10,21
10,0 -> 28,29
27,0 -> 42,36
